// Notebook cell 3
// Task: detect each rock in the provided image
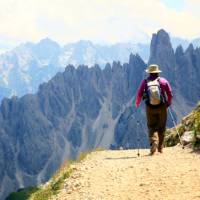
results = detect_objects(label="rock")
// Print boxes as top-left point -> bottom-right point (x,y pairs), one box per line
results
70,165 -> 77,170
74,181 -> 81,188
196,135 -> 200,140
67,189 -> 72,194
181,131 -> 194,145
148,29 -> 176,85
64,181 -> 72,189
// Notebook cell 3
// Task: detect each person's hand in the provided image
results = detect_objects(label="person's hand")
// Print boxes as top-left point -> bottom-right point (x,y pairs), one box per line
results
166,102 -> 171,107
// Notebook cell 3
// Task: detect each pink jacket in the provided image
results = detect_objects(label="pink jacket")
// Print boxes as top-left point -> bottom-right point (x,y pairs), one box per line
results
135,76 -> 173,108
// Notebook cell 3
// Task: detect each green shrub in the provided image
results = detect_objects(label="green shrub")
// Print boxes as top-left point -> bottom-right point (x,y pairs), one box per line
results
5,187 -> 39,200
165,102 -> 200,148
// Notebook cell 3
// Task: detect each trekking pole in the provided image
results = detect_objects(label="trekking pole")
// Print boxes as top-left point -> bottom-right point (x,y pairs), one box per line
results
168,107 -> 184,149
130,107 -> 142,156
136,120 -> 140,157
138,119 -> 149,149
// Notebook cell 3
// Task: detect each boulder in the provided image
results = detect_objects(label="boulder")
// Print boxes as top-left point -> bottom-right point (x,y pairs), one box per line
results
181,131 -> 194,145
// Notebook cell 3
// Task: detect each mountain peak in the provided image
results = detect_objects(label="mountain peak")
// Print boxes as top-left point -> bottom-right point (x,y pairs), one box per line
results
156,29 -> 169,37
129,53 -> 142,62
39,37 -> 55,43
76,40 -> 94,47
186,43 -> 194,53
175,45 -> 184,56
152,29 -> 171,46
37,37 -> 60,48
148,29 -> 175,82
149,29 -> 173,64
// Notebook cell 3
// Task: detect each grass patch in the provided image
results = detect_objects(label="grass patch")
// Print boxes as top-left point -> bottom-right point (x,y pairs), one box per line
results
165,127 -> 181,147
165,102 -> 200,149
29,160 -> 73,200
5,187 -> 39,200
6,148 -> 105,200
29,149 -> 97,200
50,168 -> 73,193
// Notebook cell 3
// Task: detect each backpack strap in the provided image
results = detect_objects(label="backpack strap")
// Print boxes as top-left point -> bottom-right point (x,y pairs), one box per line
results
156,77 -> 167,104
142,79 -> 149,101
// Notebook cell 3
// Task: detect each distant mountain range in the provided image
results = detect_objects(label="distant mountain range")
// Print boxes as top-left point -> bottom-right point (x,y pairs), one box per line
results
0,39 -> 149,101
1,29 -> 200,200
0,35 -> 200,101
171,37 -> 200,50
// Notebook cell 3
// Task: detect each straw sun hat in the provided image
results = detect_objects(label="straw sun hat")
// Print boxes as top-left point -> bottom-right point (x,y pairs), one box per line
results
145,64 -> 162,73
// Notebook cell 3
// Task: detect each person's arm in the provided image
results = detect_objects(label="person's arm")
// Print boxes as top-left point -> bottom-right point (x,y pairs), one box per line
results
135,80 -> 146,108
165,81 -> 173,106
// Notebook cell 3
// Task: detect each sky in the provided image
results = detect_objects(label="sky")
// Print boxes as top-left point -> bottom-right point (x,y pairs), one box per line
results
0,0 -> 200,50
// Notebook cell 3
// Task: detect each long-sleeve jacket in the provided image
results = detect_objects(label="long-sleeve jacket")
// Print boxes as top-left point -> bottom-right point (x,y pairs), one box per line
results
135,76 -> 173,108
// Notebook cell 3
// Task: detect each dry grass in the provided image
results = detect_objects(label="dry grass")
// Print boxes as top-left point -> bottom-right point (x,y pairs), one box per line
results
28,148 -> 105,200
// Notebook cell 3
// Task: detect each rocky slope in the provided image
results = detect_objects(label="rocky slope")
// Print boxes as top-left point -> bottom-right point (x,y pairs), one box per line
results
165,102 -> 200,148
1,29 -> 200,199
0,54 -> 148,200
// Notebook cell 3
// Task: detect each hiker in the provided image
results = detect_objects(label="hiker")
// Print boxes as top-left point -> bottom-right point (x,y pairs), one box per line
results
135,64 -> 173,155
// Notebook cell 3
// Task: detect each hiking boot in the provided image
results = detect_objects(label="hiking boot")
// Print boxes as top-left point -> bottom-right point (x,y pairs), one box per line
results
149,151 -> 156,156
158,144 -> 164,153
150,142 -> 157,155
158,148 -> 163,153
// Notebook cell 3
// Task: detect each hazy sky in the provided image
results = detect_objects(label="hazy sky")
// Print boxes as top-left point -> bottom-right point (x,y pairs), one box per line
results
0,0 -> 200,48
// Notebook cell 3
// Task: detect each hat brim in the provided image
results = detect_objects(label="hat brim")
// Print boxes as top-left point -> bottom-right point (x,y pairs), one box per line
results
145,69 -> 162,73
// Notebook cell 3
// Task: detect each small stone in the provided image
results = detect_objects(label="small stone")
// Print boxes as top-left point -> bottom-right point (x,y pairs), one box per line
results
65,181 -> 72,188
70,164 -> 77,170
139,183 -> 149,186
72,186 -> 77,191
67,189 -> 72,194
75,181 -> 81,187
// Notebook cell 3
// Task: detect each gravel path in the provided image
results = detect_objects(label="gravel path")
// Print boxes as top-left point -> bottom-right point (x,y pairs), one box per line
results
53,146 -> 200,200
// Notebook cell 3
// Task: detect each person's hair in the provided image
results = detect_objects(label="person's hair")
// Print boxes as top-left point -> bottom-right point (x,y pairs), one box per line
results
149,73 -> 159,77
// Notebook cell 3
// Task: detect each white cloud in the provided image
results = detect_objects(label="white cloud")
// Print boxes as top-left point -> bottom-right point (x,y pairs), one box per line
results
0,0 -> 199,46
185,0 -> 200,17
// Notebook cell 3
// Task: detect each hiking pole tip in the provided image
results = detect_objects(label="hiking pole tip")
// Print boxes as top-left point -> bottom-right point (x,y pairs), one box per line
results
136,121 -> 140,157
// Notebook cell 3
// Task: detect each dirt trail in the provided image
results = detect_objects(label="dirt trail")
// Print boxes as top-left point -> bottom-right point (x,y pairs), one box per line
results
53,146 -> 200,200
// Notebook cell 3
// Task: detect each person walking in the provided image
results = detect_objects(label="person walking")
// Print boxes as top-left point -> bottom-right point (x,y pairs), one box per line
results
135,64 -> 173,155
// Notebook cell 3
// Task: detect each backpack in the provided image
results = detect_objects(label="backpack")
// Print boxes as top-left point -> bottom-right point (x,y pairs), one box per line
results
145,77 -> 163,105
